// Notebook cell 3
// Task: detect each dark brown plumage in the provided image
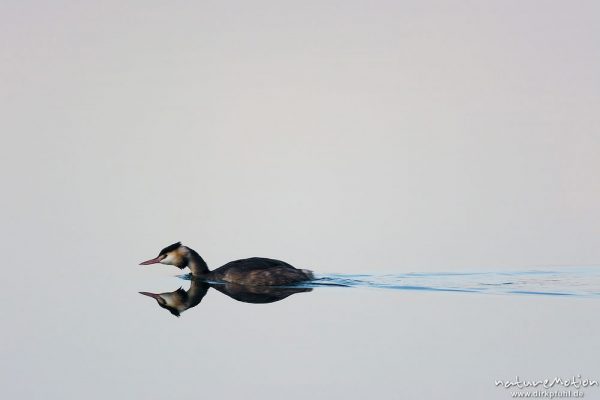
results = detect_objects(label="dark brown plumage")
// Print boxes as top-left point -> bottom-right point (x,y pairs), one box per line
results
140,243 -> 314,286
209,257 -> 314,286
158,241 -> 183,256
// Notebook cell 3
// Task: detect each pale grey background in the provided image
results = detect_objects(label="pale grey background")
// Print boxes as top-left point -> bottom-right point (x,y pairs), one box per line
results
1,1 -> 599,399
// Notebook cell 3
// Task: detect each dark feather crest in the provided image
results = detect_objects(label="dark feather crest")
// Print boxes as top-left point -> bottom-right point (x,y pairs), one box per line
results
159,241 -> 182,256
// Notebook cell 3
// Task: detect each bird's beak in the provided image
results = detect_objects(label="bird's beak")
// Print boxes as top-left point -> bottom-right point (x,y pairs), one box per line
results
139,291 -> 162,299
139,257 -> 162,265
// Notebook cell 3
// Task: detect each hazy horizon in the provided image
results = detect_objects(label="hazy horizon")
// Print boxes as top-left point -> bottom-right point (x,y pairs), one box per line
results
2,1 -> 600,273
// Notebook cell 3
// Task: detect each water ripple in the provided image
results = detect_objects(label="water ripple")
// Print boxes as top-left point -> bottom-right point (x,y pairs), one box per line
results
308,266 -> 600,298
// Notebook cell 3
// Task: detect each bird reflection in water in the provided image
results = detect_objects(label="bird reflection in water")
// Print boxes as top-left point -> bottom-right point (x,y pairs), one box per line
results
139,278 -> 312,317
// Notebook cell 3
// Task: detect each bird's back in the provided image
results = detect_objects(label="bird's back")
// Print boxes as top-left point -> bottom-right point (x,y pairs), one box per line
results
210,257 -> 313,286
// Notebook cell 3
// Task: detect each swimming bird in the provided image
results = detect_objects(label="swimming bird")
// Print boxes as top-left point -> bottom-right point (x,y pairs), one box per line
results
139,242 -> 314,286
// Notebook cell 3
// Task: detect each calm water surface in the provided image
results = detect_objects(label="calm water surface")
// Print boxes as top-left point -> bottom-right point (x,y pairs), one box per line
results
3,2 -> 600,398
4,257 -> 599,400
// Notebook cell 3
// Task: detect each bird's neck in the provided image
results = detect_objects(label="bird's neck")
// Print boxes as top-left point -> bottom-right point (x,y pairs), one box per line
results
185,247 -> 210,276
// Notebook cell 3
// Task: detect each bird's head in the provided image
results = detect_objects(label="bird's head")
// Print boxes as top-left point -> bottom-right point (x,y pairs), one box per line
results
139,241 -> 189,269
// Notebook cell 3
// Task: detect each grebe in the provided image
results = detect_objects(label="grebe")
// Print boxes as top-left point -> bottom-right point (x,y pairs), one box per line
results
139,242 -> 314,286
139,279 -> 311,316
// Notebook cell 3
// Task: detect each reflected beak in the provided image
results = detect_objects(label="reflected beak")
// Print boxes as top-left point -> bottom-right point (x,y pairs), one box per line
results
139,291 -> 162,299
139,257 -> 162,265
